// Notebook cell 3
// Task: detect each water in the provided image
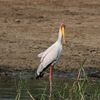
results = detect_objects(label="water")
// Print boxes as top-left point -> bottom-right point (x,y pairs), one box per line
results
0,71 -> 100,100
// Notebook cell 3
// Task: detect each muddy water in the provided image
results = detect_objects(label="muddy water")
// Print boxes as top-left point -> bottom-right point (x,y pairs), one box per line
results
0,71 -> 100,100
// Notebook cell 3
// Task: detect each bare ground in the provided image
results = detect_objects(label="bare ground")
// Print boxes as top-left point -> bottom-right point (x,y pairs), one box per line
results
0,0 -> 100,71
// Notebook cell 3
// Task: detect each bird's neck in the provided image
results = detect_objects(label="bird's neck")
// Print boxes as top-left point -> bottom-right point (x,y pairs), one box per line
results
57,29 -> 62,43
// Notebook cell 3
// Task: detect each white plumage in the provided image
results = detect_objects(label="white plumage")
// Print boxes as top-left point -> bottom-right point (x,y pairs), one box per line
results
36,24 -> 65,78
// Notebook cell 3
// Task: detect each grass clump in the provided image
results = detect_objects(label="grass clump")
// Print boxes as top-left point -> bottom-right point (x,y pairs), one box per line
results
37,59 -> 100,100
15,78 -> 35,100
14,60 -> 100,100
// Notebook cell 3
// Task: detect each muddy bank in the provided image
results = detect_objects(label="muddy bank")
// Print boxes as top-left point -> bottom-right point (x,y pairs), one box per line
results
0,0 -> 100,71
0,67 -> 100,79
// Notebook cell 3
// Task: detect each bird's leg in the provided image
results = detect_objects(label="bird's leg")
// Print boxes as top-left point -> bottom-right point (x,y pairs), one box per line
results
49,65 -> 53,100
49,65 -> 53,81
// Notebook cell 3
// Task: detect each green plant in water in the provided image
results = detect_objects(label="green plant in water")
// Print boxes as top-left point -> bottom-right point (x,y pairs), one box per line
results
72,59 -> 88,100
40,87 -> 47,100
14,59 -> 100,100
57,83 -> 68,100
15,79 -> 22,100
15,78 -> 35,100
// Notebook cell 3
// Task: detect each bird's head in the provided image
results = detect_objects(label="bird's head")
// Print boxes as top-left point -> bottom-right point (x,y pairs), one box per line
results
60,23 -> 65,44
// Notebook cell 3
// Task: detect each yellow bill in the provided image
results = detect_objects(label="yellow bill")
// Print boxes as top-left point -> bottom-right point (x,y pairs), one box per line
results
61,26 -> 65,44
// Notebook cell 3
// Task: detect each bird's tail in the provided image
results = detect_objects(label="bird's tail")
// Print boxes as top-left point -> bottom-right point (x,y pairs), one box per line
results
35,63 -> 44,79
35,72 -> 44,79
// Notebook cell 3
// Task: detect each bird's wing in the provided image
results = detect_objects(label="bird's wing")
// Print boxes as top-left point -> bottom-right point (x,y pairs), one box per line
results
40,43 -> 57,62
37,43 -> 56,61
38,52 -> 44,58
37,44 -> 60,75
37,43 -> 55,58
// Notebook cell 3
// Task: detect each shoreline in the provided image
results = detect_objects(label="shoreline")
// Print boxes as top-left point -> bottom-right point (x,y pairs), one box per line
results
0,65 -> 100,79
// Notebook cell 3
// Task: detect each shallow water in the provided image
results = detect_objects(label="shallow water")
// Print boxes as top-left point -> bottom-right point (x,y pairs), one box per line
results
0,71 -> 100,100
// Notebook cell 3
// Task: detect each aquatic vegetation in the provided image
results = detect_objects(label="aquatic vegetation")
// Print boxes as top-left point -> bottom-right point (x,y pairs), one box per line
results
32,77 -> 99,100
15,78 -> 35,100
14,62 -> 100,100
34,60 -> 100,100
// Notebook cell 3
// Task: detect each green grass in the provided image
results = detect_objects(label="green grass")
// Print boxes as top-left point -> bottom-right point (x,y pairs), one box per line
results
15,78 -> 35,100
35,75 -> 100,100
15,77 -> 100,100
15,60 -> 100,100
37,60 -> 100,100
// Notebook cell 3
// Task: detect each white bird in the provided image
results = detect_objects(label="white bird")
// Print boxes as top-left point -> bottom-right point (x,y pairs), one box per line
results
36,23 -> 65,79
